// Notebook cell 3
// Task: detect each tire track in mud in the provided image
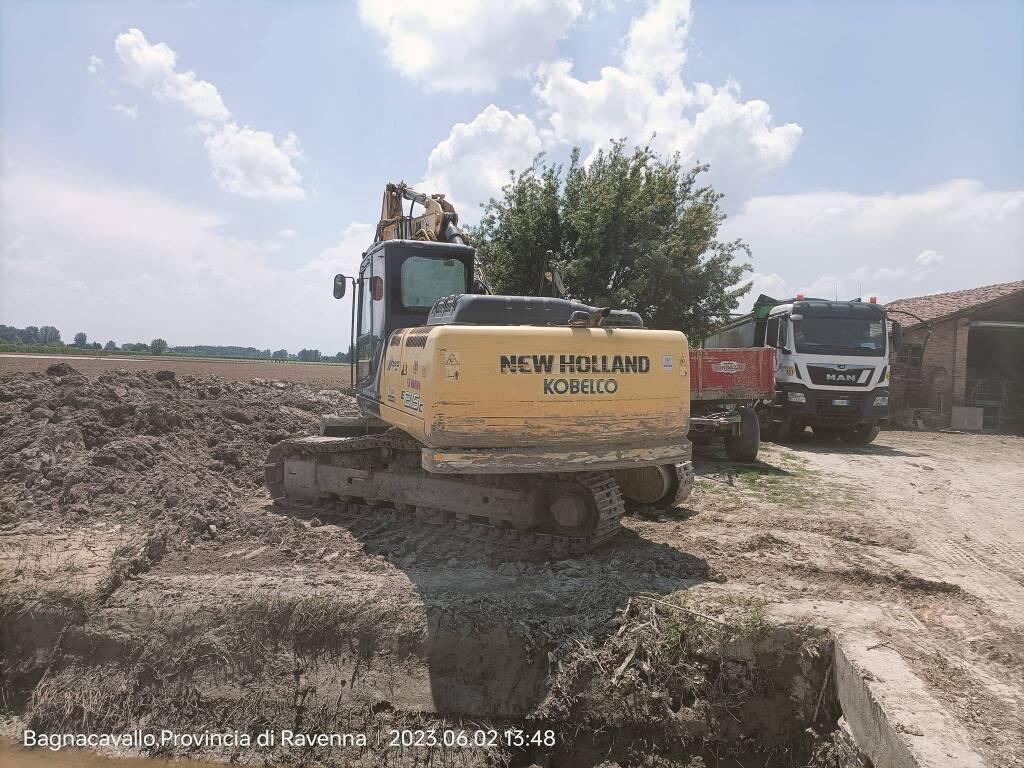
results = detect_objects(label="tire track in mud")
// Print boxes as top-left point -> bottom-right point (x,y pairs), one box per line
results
786,433 -> 1024,626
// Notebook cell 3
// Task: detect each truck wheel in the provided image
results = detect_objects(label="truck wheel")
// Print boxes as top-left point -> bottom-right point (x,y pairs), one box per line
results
840,422 -> 880,445
725,407 -> 760,462
764,415 -> 792,443
812,425 -> 840,440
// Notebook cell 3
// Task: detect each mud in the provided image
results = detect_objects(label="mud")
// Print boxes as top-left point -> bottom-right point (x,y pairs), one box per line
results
0,738 -> 223,768
0,354 -> 352,390
1,364 -> 1020,765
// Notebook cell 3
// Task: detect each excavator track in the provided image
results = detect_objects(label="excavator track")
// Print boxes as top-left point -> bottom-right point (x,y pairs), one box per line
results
264,430 -> 632,555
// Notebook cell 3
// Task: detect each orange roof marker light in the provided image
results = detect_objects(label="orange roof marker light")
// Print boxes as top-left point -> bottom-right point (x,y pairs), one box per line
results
869,296 -> 877,304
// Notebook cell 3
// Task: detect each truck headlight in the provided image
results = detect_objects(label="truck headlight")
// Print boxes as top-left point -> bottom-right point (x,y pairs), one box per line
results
787,391 -> 806,403
873,396 -> 889,406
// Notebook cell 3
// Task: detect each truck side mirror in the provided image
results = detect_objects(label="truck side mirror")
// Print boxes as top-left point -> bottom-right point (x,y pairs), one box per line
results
333,274 -> 347,299
891,321 -> 902,351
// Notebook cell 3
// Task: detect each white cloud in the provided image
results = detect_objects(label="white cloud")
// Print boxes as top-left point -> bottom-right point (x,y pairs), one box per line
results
914,249 -> 945,267
419,105 -> 543,217
532,0 -> 802,204
112,28 -> 304,201
115,28 -> 230,122
413,0 -> 800,220
357,0 -> 583,92
87,55 -> 104,76
278,228 -> 297,239
205,124 -> 305,201
725,180 -> 1024,310
0,172 -> 367,350
109,104 -> 139,120
311,222 -> 375,287
621,0 -> 692,82
743,271 -> 790,303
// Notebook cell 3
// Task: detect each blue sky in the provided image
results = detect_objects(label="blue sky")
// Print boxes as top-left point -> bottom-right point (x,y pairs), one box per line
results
1,0 -> 1021,352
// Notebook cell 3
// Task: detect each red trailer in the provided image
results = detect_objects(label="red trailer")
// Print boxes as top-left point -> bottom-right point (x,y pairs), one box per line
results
689,347 -> 776,462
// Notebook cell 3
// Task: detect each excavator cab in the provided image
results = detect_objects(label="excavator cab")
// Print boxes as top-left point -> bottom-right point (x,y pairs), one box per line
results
344,239 -> 476,400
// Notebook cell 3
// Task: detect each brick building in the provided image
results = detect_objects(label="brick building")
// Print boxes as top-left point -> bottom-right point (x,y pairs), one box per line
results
886,280 -> 1024,431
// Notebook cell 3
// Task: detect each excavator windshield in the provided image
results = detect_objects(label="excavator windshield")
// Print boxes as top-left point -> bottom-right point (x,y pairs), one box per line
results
400,256 -> 466,308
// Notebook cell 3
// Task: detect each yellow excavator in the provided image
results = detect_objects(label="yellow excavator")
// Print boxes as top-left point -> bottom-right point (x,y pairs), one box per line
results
265,183 -> 694,553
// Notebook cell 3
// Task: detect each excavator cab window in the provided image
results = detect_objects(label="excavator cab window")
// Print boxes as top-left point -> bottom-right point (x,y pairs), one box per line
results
400,256 -> 467,308
355,260 -> 379,385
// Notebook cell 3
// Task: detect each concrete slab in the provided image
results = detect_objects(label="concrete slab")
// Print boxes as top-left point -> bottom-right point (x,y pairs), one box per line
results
835,633 -> 984,768
769,600 -> 986,768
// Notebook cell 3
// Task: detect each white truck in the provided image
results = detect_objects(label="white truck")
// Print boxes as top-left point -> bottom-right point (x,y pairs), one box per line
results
705,294 -> 902,445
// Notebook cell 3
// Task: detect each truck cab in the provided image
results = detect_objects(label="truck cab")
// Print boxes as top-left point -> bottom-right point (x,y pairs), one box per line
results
706,294 -> 902,445
763,297 -> 898,444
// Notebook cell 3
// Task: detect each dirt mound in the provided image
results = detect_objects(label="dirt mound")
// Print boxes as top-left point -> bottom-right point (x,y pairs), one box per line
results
0,368 -> 355,534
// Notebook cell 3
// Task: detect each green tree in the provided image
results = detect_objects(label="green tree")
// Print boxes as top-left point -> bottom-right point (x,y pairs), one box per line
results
150,338 -> 168,355
272,349 -> 288,359
105,340 -> 117,350
297,348 -> 321,362
21,326 -> 41,344
73,332 -> 88,347
40,326 -> 61,344
473,142 -> 752,342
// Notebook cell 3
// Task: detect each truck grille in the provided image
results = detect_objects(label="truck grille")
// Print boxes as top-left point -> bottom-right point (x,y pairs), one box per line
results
806,365 -> 873,387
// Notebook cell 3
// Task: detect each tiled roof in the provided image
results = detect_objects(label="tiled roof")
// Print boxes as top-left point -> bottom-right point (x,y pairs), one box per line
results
886,280 -> 1024,328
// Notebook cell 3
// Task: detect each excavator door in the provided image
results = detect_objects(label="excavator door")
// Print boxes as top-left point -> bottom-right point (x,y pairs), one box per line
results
350,239 -> 475,405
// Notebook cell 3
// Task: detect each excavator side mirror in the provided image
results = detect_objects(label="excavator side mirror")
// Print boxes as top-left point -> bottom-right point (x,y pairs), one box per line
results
333,274 -> 347,299
891,321 -> 903,351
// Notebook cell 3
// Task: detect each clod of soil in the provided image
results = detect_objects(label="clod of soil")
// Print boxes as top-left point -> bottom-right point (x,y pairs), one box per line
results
0,365 -> 355,536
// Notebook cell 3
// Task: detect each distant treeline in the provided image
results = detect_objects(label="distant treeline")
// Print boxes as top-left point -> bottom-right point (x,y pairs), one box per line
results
1,325 -> 62,345
171,345 -> 350,362
0,324 -> 350,363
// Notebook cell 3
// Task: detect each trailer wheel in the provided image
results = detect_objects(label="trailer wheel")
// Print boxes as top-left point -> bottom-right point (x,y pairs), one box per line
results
840,422 -> 880,445
725,407 -> 760,462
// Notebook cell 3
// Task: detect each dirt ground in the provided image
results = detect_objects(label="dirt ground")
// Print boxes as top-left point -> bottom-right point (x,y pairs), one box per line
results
1,363 -> 1021,766
684,432 -> 1024,764
0,354 -> 352,390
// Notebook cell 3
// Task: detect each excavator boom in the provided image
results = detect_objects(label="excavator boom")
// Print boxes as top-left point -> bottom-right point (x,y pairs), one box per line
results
376,181 -> 469,245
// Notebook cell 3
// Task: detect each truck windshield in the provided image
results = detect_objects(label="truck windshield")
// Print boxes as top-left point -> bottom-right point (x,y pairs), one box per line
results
400,256 -> 467,308
794,317 -> 885,357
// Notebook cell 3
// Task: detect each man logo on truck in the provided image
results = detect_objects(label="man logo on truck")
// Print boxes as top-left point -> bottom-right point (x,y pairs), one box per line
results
826,372 -> 859,382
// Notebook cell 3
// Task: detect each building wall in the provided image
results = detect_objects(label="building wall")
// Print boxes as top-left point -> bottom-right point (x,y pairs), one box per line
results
891,317 -> 967,413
